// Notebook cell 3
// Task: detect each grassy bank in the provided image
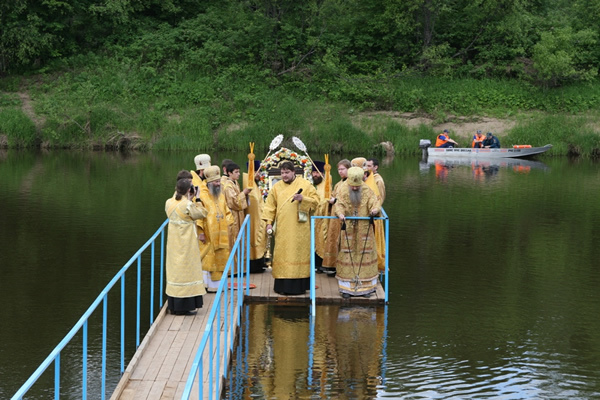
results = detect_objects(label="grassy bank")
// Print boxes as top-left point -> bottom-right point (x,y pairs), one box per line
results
1,57 -> 600,156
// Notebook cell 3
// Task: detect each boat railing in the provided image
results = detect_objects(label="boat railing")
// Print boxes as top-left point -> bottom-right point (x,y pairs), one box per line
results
309,207 -> 389,315
11,218 -> 171,400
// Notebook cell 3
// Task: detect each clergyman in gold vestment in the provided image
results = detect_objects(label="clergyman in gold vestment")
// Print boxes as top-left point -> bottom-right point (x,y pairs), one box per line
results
334,167 -> 380,298
165,178 -> 208,314
262,161 -> 320,295
198,166 -> 234,291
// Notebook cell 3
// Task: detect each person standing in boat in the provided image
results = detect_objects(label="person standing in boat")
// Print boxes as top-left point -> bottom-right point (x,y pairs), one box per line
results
435,129 -> 459,148
482,132 -> 501,148
262,161 -> 320,295
334,167 -> 381,298
164,177 -> 208,315
198,166 -> 234,292
472,130 -> 485,148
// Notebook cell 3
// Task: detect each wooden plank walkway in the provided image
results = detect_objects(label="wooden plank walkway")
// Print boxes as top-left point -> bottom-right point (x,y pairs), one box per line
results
110,269 -> 385,400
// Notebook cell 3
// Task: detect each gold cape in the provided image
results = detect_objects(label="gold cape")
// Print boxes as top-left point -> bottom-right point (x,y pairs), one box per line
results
197,189 -> 234,280
243,173 -> 266,260
262,177 -> 320,279
333,183 -> 380,292
164,197 -> 208,298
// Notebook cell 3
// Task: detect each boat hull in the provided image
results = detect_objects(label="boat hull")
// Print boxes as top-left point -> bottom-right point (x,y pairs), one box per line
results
427,144 -> 552,158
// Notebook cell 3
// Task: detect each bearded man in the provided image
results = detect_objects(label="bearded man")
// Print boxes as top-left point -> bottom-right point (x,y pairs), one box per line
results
262,161 -> 320,295
334,167 -> 381,298
198,165 -> 234,291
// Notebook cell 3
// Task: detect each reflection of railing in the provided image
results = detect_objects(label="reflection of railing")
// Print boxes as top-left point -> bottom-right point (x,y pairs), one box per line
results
309,208 -> 390,316
12,218 -> 170,400
181,216 -> 250,399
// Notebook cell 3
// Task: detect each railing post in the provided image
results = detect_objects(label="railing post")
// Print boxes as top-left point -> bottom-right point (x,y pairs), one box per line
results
54,353 -> 60,400
82,321 -> 88,400
310,216 -> 316,317
136,256 -> 141,348
101,296 -> 107,400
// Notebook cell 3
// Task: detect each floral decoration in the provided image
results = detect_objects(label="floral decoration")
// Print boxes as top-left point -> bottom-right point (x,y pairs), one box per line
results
258,147 -> 313,199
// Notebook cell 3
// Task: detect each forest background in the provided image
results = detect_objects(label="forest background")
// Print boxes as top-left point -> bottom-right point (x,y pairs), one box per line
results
1,0 -> 600,157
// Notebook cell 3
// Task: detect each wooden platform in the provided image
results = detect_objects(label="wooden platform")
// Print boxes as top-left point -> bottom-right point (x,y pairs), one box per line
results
110,269 -> 385,399
245,267 -> 386,305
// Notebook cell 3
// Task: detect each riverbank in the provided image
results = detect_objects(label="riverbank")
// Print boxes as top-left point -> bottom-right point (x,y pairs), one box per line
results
1,60 -> 600,156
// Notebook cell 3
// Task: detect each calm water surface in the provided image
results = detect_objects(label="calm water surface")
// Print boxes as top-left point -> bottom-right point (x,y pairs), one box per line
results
1,150 -> 599,399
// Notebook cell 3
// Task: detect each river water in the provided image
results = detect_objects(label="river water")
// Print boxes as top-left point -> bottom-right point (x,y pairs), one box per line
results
1,150 -> 599,399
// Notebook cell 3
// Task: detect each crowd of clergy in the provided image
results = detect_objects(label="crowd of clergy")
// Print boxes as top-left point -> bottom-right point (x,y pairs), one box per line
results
163,153 -> 386,315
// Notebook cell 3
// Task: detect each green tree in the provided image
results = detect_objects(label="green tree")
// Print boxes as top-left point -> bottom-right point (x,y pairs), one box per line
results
532,27 -> 598,87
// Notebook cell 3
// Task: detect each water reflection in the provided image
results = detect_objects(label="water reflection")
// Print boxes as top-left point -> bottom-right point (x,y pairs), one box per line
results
420,156 -> 550,183
228,304 -> 387,400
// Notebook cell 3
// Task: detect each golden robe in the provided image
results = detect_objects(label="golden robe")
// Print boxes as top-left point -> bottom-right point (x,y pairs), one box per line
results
243,173 -> 266,261
333,183 -> 380,296
164,198 -> 208,298
223,177 -> 248,244
373,173 -> 386,204
197,190 -> 234,281
322,179 -> 347,270
262,177 -> 320,279
365,173 -> 386,272
313,180 -> 330,260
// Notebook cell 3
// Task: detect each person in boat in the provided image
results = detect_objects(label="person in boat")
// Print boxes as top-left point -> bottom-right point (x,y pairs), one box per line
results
472,130 -> 485,148
197,165 -> 234,292
164,177 -> 208,315
321,159 -> 351,276
242,162 -> 267,273
223,162 -> 251,247
366,158 -> 386,205
334,167 -> 381,298
435,129 -> 459,148
482,132 -> 501,148
262,160 -> 320,295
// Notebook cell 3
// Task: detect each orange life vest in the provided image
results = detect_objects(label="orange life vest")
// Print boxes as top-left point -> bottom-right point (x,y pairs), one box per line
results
472,134 -> 485,148
435,134 -> 449,147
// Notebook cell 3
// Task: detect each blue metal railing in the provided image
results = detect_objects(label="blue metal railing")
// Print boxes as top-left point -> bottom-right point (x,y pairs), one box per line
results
12,218 -> 170,400
309,208 -> 389,316
181,215 -> 250,400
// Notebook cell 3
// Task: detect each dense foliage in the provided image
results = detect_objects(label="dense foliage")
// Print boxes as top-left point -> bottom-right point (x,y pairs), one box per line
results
2,0 -> 600,86
1,0 -> 600,155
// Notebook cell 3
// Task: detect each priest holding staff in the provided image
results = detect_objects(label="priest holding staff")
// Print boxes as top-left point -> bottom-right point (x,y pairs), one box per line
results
334,167 -> 381,298
263,161 -> 320,295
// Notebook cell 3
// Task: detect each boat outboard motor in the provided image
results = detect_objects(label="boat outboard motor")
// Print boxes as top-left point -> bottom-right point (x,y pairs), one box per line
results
419,139 -> 431,159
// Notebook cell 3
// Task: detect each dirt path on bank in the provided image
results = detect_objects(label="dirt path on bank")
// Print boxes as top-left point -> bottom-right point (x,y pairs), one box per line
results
361,111 -> 516,139
17,91 -> 45,133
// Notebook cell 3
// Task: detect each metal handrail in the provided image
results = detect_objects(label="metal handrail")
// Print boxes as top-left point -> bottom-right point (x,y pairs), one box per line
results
309,208 -> 389,316
181,215 -> 250,399
12,218 -> 170,400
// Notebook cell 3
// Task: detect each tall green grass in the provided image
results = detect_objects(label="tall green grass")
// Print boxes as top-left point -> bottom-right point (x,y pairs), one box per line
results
2,56 -> 600,156
0,109 -> 37,147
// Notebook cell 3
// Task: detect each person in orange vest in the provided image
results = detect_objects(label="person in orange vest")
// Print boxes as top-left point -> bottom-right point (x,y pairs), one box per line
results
472,130 -> 485,148
435,129 -> 458,148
